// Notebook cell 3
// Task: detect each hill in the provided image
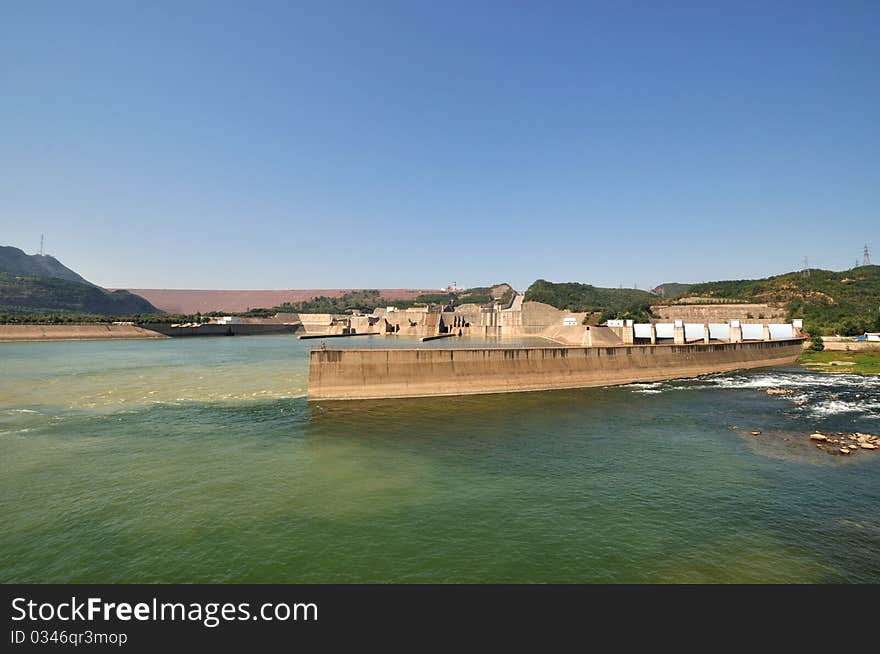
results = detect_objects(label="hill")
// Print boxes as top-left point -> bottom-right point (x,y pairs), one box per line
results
0,273 -> 160,316
524,280 -> 657,321
0,246 -> 93,285
0,245 -> 160,317
686,265 -> 880,335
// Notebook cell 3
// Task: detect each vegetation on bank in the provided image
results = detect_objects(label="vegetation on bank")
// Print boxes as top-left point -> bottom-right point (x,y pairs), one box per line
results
799,349 -> 880,375
524,280 -> 656,322
686,265 -> 880,336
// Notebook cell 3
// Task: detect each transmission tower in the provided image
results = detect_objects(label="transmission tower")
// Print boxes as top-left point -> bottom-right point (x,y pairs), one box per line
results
802,256 -> 810,277
40,234 -> 44,256
864,244 -> 872,266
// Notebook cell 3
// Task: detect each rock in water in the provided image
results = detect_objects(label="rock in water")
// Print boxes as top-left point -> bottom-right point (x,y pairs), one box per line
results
750,431 -> 762,436
766,388 -> 792,396
810,433 -> 827,441
860,443 -> 877,450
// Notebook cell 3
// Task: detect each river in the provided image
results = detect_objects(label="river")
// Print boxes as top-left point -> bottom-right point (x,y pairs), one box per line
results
2,335 -> 878,582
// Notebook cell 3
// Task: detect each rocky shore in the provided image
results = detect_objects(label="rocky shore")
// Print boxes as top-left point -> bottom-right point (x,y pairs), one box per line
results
809,431 -> 878,456
742,386 -> 879,460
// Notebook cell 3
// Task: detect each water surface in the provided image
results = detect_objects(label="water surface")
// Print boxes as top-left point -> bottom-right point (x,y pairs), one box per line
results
2,335 -> 878,583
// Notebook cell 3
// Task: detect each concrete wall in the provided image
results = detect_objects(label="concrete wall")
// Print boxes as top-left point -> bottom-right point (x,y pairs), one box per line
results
138,323 -> 299,337
297,313 -> 335,326
296,313 -> 350,335
480,301 -> 588,339
0,324 -> 168,342
651,303 -> 785,323
817,340 -> 880,352
382,307 -> 443,337
521,301 -> 572,328
308,338 -> 805,400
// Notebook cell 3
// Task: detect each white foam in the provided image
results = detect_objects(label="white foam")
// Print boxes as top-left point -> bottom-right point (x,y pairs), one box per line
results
807,400 -> 868,417
702,371 -> 880,391
619,370 -> 880,422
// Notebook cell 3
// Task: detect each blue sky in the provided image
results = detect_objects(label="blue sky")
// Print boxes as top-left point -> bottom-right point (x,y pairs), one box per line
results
1,1 -> 877,290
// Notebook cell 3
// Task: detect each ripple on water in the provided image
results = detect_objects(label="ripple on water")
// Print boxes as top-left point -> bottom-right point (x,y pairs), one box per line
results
2,340 -> 880,583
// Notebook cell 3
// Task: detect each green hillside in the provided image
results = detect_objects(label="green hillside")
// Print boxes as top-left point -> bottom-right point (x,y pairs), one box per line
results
0,246 -> 93,285
0,244 -> 160,317
686,265 -> 880,335
0,273 -> 159,316
524,280 -> 656,321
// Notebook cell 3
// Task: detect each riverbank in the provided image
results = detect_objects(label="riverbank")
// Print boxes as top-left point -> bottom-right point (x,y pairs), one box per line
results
0,324 -> 167,342
799,349 -> 880,375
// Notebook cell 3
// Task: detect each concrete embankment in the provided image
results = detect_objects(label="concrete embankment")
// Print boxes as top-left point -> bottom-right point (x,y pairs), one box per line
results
298,332 -> 380,340
813,338 -> 880,352
308,339 -> 805,400
139,323 -> 299,337
0,324 -> 167,343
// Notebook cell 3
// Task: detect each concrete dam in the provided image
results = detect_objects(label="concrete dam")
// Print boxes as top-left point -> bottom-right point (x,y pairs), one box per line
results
307,335 -> 806,401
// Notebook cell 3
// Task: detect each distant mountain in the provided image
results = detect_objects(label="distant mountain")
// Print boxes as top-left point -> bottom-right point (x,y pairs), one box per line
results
652,282 -> 693,299
0,246 -> 160,316
0,246 -> 93,285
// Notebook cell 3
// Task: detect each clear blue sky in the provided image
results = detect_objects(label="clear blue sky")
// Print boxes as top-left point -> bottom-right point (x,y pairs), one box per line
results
1,1 -> 877,290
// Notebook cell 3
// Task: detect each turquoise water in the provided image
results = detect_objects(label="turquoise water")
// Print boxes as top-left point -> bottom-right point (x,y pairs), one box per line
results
2,335 -> 879,583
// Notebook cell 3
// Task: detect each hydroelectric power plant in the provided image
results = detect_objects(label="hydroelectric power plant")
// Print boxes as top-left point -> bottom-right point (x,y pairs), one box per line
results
307,295 -> 806,400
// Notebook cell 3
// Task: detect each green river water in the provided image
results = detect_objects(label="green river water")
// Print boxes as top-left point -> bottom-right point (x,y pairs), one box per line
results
1,335 -> 878,583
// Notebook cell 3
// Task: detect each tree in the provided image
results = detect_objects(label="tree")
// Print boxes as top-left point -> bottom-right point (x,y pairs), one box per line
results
810,334 -> 825,351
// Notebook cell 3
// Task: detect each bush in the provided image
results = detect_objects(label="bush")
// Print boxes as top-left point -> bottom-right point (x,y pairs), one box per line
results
810,334 -> 825,351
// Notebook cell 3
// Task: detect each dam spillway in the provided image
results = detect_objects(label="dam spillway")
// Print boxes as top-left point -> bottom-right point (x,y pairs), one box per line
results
307,338 -> 806,401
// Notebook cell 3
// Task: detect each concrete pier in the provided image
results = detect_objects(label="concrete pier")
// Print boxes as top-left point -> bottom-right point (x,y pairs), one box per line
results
298,332 -> 380,340
308,338 -> 805,401
420,333 -> 457,342
729,320 -> 743,343
673,320 -> 685,345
